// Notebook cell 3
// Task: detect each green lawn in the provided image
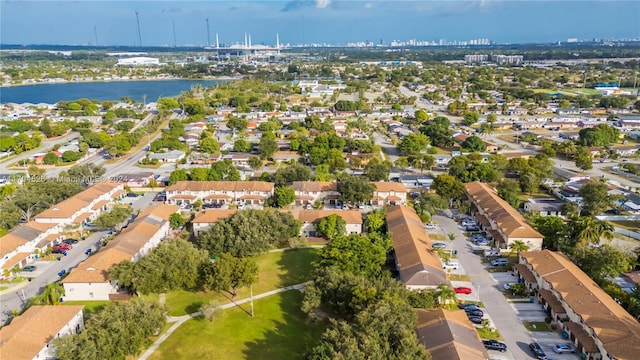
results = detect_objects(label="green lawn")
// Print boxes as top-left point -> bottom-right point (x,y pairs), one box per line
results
448,274 -> 471,282
63,300 -> 111,314
523,321 -> 552,332
143,248 -> 320,316
148,291 -> 324,360
477,327 -> 502,340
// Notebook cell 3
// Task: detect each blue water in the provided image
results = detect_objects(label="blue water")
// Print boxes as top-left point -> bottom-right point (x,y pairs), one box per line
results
0,79 -> 223,104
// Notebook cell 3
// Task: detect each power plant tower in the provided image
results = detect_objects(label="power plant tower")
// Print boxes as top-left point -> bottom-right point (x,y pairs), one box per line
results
93,26 -> 98,46
206,18 -> 211,46
215,33 -> 219,48
135,11 -> 142,47
172,20 -> 177,47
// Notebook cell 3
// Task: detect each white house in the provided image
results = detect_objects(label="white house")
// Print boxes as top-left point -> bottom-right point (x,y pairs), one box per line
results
192,210 -> 237,236
0,305 -> 84,359
291,181 -> 340,207
62,204 -> 178,301
286,210 -> 363,237
165,181 -> 275,206
372,182 -> 408,207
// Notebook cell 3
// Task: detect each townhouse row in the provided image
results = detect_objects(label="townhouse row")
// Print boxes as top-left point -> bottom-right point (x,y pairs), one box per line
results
0,182 -> 126,274
516,250 -> 640,360
61,204 -> 179,301
165,180 -> 408,208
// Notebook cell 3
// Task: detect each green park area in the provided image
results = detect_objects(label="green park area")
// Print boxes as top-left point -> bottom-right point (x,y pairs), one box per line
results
143,247 -> 320,316
148,291 -> 324,360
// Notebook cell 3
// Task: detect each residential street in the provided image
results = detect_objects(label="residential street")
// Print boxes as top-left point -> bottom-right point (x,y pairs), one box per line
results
0,229 -> 107,325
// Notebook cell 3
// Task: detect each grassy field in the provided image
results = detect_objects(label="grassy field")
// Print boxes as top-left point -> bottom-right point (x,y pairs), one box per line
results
148,291 -> 324,360
63,300 -> 112,314
143,248 -> 320,316
523,321 -> 552,332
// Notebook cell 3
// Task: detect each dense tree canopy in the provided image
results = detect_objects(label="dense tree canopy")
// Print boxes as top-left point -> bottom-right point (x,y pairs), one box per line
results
53,301 -> 166,360
316,214 -> 347,240
195,209 -> 301,257
338,175 -> 376,206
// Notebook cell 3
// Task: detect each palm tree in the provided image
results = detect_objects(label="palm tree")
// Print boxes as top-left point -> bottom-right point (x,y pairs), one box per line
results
575,217 -> 614,247
434,247 -> 450,264
448,233 -> 457,258
508,240 -> 530,257
436,285 -> 457,309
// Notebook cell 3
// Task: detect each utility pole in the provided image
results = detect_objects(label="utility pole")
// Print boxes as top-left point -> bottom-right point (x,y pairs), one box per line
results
135,11 -> 142,47
250,284 -> 254,318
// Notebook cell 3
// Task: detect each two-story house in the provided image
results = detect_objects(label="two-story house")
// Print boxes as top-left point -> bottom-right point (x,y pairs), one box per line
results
291,181 -> 340,207
165,181 -> 275,206
287,210 -> 363,237
0,305 -> 85,359
372,182 -> 408,207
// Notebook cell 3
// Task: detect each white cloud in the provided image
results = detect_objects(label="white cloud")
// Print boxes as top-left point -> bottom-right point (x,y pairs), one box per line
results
316,0 -> 331,9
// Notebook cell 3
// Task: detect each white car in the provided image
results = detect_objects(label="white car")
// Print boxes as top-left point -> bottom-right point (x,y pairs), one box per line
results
461,220 -> 478,227
423,223 -> 437,229
503,282 -> 516,290
432,242 -> 447,249
442,262 -> 459,270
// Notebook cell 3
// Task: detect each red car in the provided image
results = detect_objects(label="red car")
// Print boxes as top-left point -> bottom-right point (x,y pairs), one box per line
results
454,287 -> 473,294
53,244 -> 71,252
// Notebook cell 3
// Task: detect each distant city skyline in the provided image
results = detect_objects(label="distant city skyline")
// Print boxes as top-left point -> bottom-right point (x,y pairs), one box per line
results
1,1 -> 639,47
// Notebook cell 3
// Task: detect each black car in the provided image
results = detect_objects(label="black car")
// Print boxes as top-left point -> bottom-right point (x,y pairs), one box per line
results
468,316 -> 483,325
127,192 -> 139,198
465,309 -> 484,317
62,238 -> 79,245
52,248 -> 67,255
529,342 -> 548,360
465,225 -> 480,232
458,303 -> 482,311
483,340 -> 507,352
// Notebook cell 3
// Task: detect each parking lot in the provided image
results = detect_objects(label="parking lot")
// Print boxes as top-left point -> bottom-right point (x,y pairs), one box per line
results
429,214 -> 582,360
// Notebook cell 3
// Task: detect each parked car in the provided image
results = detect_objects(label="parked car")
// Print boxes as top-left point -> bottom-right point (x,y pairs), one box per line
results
503,282 -> 517,290
468,316 -> 484,325
52,248 -> 67,255
484,249 -> 501,257
491,258 -> 509,266
529,342 -> 548,360
471,233 -> 486,241
62,238 -> 79,245
461,219 -> 478,227
483,340 -> 507,352
465,309 -> 484,317
423,223 -> 437,229
553,343 -> 576,354
432,242 -> 447,249
442,262 -> 459,270
465,225 -> 481,232
58,269 -> 67,277
454,287 -> 473,294
53,244 -> 71,251
342,205 -> 349,210
22,265 -> 37,272
126,192 -> 139,198
475,239 -> 490,246
458,303 -> 481,311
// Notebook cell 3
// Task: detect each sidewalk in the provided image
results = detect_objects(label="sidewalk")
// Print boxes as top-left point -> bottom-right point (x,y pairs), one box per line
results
0,280 -> 30,297
138,282 -> 309,360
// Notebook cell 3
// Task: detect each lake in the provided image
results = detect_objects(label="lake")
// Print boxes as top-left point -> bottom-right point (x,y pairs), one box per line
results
0,79 -> 224,104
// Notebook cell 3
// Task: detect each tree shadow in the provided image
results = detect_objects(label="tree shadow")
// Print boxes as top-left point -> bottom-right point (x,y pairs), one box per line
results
276,247 -> 320,288
184,300 -> 204,315
242,291 -> 325,360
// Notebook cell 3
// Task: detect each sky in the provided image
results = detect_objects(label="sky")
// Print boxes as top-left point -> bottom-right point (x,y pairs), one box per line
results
1,1 -> 639,46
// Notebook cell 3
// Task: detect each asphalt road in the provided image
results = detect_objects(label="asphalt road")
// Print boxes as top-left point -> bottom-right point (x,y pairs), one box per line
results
0,132 -> 80,174
433,213 -> 534,360
0,230 -> 107,325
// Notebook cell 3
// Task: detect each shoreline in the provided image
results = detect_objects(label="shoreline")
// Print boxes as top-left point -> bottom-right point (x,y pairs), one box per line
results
0,75 -> 241,88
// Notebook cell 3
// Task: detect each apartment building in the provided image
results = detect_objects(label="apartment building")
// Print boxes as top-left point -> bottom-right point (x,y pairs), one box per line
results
372,182 -> 408,206
291,181 -> 340,207
386,205 -> 447,289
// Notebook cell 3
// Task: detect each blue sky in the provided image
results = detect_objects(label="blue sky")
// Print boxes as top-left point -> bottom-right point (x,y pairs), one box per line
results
1,1 -> 639,46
